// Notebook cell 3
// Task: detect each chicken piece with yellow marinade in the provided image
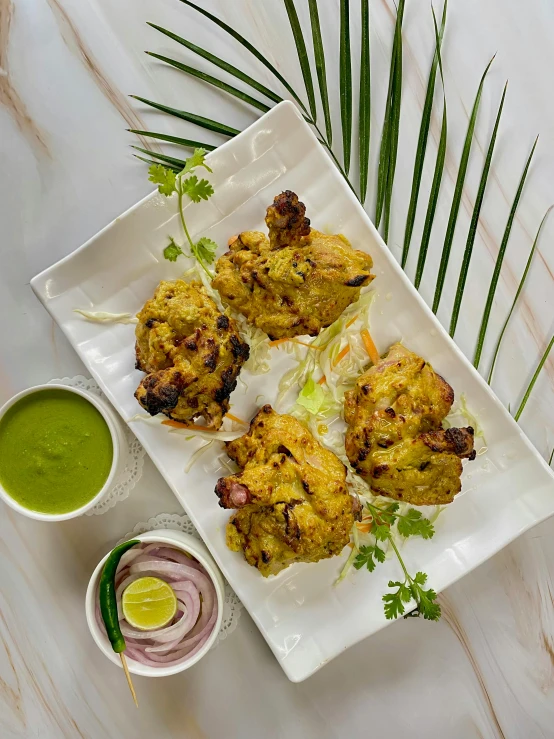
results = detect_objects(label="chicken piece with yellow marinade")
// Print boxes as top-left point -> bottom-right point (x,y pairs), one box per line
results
134,279 -> 249,429
215,405 -> 361,576
212,191 -> 374,340
344,343 -> 476,506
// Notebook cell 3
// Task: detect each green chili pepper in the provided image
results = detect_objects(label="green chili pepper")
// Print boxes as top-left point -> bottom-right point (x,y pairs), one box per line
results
99,539 -> 140,654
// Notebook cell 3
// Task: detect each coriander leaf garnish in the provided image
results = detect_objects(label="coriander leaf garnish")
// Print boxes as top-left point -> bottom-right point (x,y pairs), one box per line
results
354,543 -> 386,572
383,580 -> 412,620
148,148 -> 217,275
192,236 -> 218,266
181,147 -> 212,175
182,175 -> 215,203
163,237 -> 184,262
352,501 -> 441,622
149,164 -> 177,196
396,508 -> 435,539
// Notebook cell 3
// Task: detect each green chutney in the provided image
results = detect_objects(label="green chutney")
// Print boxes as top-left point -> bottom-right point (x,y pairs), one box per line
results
0,389 -> 113,514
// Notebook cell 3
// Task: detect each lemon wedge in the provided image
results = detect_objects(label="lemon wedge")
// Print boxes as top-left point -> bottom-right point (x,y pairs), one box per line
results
122,576 -> 177,631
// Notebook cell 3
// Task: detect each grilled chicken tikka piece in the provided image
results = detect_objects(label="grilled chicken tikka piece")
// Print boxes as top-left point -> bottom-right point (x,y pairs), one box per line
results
134,280 -> 249,429
216,405 -> 361,576
212,191 -> 374,340
344,343 -> 475,506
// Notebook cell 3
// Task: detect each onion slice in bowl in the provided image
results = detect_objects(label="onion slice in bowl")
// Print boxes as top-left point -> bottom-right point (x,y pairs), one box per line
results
96,542 -> 218,667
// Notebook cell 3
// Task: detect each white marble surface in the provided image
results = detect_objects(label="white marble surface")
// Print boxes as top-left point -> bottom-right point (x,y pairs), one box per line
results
0,0 -> 553,736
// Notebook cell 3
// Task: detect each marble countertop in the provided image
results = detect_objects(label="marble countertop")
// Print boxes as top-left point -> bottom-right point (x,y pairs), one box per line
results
0,0 -> 553,737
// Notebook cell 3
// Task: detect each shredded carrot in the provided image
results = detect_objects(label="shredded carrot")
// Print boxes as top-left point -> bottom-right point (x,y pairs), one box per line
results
318,375 -> 327,385
356,521 -> 372,534
333,344 -> 351,367
161,419 -> 215,432
269,338 -> 324,351
345,314 -> 359,329
360,328 -> 380,365
225,413 -> 247,425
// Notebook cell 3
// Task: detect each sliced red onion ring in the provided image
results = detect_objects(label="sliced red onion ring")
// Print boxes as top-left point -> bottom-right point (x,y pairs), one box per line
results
154,548 -> 206,570
96,542 -> 218,668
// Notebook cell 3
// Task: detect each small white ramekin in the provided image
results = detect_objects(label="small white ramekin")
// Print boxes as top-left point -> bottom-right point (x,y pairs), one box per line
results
85,530 -> 225,677
0,383 -> 125,521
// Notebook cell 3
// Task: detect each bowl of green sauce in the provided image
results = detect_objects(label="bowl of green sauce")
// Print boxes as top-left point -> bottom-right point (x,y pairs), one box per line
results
0,385 -> 124,520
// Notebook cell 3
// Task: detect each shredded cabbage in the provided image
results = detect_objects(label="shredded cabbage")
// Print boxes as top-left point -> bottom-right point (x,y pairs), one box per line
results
73,309 -> 138,324
127,413 -> 243,442
184,440 -> 214,473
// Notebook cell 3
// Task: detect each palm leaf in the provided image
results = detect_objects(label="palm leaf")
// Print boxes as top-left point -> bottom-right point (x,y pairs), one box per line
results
473,137 -> 538,367
402,0 -> 447,269
449,81 -> 507,338
375,2 -> 401,226
178,0 -> 308,115
376,0 -> 405,238
134,154 -> 181,172
514,334 -> 554,421
432,55 -> 495,313
308,0 -> 332,143
359,0 -> 371,202
128,129 -> 221,149
147,23 -> 282,105
130,95 -> 240,136
131,146 -> 190,168
382,0 -> 405,243
414,7 -> 448,289
487,205 -> 552,384
339,0 -> 353,174
145,52 -> 270,113
283,0 -> 317,121
549,447 -> 554,466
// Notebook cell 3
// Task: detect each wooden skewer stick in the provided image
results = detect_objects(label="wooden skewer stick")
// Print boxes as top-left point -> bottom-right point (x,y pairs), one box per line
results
120,653 -> 138,707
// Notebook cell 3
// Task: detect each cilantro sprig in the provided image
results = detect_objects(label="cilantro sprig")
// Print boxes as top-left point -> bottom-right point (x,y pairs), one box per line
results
354,501 -> 441,622
148,149 -> 218,276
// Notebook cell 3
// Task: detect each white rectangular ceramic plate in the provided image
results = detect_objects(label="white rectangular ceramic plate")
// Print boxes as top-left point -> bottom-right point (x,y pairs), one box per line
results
32,101 -> 554,682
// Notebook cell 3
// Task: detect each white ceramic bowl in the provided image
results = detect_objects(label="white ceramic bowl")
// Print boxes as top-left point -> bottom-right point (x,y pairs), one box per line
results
0,384 -> 125,521
85,530 -> 225,677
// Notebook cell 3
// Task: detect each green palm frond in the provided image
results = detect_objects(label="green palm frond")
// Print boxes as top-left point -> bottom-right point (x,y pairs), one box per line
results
128,130 -> 225,149
308,0 -> 332,143
145,52 -> 271,113
473,136 -> 539,367
376,0 -> 405,243
359,0 -> 371,202
131,146 -> 190,168
134,154 -> 181,172
514,334 -> 554,421
178,0 -> 308,115
146,23 -> 283,105
449,81 -> 507,338
414,6 -> 448,290
402,1 -> 447,269
339,0 -> 352,174
130,96 -> 240,137
488,206 -> 552,384
432,55 -> 495,313
284,0 -> 318,121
